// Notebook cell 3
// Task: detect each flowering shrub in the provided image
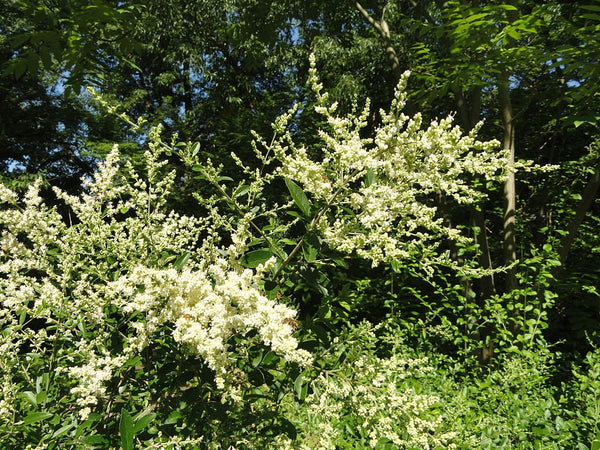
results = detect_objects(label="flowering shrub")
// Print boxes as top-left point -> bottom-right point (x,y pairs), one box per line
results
0,143 -> 309,447
280,322 -> 458,449
256,55 -> 506,269
0,61 -> 513,447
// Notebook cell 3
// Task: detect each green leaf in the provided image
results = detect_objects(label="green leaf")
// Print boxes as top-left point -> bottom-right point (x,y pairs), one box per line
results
133,412 -> 156,434
581,5 -> 600,12
496,4 -> 518,10
302,232 -> 321,263
119,409 -> 134,450
506,28 -> 521,40
279,238 -> 297,246
365,168 -> 376,187
165,410 -> 182,425
23,412 -> 53,425
285,178 -> 312,217
241,249 -> 274,268
19,391 -> 37,407
173,252 -> 190,271
80,435 -> 109,445
191,142 -> 200,157
52,423 -> 75,439
233,184 -> 251,198
35,391 -> 47,404
13,60 -> 28,80
294,371 -> 308,400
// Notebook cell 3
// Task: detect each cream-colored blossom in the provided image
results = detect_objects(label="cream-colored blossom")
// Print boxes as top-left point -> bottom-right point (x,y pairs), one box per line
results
258,61 -> 506,270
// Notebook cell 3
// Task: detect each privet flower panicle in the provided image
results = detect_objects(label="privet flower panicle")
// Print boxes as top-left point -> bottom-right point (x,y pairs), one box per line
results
285,322 -> 456,449
257,59 -> 507,269
0,135 -> 311,428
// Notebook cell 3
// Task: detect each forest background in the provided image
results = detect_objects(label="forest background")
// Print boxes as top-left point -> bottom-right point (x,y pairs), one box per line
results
1,0 -> 600,448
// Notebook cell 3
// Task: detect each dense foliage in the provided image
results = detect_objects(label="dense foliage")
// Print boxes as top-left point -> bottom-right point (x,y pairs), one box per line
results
1,0 -> 599,448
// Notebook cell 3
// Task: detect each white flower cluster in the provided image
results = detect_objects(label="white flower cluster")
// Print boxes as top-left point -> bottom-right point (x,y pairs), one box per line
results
0,138 -> 310,425
263,55 -> 506,267
284,323 -> 457,449
108,259 -> 312,389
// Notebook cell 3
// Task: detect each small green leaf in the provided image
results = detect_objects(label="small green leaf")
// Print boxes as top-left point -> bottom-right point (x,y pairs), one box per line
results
52,423 -> 75,439
507,28 -> 521,40
294,371 -> 308,400
241,249 -> 274,268
19,391 -> 37,407
338,301 -> 351,311
496,4 -> 518,10
233,184 -> 251,198
581,5 -> 600,12
13,60 -> 28,80
365,168 -> 376,187
285,178 -> 312,217
173,252 -> 190,271
302,232 -> 321,263
119,409 -> 134,450
80,435 -> 109,445
165,410 -> 182,425
23,412 -> 53,425
35,391 -> 47,404
133,412 -> 156,434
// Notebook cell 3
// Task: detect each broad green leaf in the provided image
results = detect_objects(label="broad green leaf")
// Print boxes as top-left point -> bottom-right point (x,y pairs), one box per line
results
119,409 -> 134,450
23,412 -> 53,425
302,242 -> 318,262
241,249 -> 274,268
302,232 -> 321,262
506,28 -> 521,40
581,13 -> 600,20
279,238 -> 297,246
285,178 -> 312,217
165,410 -> 182,425
35,391 -> 47,404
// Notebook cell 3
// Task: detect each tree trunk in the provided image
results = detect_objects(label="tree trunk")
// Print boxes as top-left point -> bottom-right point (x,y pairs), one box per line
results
498,69 -> 518,291
355,2 -> 403,80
